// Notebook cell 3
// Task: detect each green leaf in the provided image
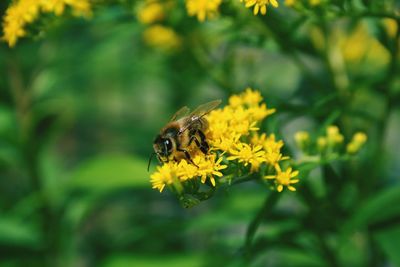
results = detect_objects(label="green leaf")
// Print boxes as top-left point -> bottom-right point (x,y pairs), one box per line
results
374,226 -> 400,266
102,253 -> 203,267
254,248 -> 325,267
68,154 -> 149,192
343,186 -> 400,233
0,217 -> 41,247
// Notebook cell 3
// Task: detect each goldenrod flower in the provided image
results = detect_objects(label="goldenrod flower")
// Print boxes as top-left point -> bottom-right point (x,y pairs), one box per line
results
284,0 -> 296,6
265,164 -> 299,192
150,162 -> 178,192
194,154 -> 227,186
346,132 -> 367,154
2,0 -> 91,47
326,125 -> 344,145
309,0 -> 321,6
317,136 -> 327,151
242,87 -> 263,105
185,0 -> 222,22
227,143 -> 266,171
252,133 -> 283,153
241,0 -> 279,16
150,88 -> 294,199
137,1 -> 165,24
143,25 -> 181,51
294,131 -> 310,151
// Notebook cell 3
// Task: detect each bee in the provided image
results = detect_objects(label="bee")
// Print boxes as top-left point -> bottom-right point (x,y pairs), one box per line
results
148,100 -> 221,171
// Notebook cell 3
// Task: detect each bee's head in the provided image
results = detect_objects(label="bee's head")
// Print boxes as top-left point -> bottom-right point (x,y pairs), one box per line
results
153,135 -> 173,160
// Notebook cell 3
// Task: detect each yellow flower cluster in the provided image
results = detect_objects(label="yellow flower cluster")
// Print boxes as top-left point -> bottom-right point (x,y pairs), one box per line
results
285,0 -> 321,7
143,25 -> 181,51
150,88 -> 299,194
241,0 -> 279,16
185,0 -> 222,22
137,1 -> 165,24
346,132 -> 367,154
137,0 -> 181,51
151,154 -> 227,192
2,0 -> 91,47
294,125 -> 367,155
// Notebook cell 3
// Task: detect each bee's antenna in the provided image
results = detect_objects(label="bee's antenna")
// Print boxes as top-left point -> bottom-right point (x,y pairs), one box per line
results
147,152 -> 157,172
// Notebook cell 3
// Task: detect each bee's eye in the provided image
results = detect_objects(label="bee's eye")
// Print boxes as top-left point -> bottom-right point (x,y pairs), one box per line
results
165,139 -> 172,151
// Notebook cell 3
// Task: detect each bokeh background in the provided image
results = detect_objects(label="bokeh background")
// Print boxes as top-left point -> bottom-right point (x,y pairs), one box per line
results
1,0 -> 400,266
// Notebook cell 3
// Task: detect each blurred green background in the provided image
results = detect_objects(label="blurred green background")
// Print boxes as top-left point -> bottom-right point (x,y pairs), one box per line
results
1,1 -> 400,267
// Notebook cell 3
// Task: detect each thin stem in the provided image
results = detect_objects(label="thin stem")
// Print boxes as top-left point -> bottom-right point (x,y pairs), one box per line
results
8,56 -> 56,267
244,191 -> 280,256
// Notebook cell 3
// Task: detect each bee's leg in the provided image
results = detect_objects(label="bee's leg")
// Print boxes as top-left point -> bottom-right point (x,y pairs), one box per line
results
196,130 -> 210,154
188,129 -> 209,154
177,148 -> 198,167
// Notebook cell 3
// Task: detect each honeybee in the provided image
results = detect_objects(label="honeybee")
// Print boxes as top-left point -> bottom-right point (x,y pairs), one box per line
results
148,100 -> 221,170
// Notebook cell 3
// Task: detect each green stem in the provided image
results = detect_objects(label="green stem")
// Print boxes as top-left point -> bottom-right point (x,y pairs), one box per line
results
244,191 -> 280,256
8,56 -> 56,267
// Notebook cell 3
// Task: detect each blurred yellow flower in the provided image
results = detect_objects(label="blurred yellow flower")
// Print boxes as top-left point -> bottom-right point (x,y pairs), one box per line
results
265,164 -> 299,192
185,0 -> 222,22
143,25 -> 181,51
309,0 -> 321,6
241,0 -> 279,15
294,131 -> 310,150
339,23 -> 390,66
284,0 -> 296,6
346,132 -> 367,154
317,136 -> 327,151
2,0 -> 91,47
137,1 -> 165,24
327,125 -> 344,145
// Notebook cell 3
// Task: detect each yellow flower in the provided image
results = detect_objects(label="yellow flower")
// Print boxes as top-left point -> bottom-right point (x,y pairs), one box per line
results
177,159 -> 198,181
137,1 -> 165,24
185,0 -> 222,22
294,131 -> 310,150
309,0 -> 321,6
284,0 -> 296,6
326,125 -> 344,145
143,25 -> 181,51
242,87 -> 263,105
194,154 -> 227,186
339,23 -> 390,66
317,136 -> 327,151
150,162 -> 178,192
264,149 -> 289,165
251,133 -> 287,165
150,88 -> 294,195
229,95 -> 244,108
353,132 -> 367,144
346,132 -> 367,154
227,143 -> 266,171
252,133 -> 283,153
265,164 -> 299,192
241,0 -> 279,15
2,0 -> 91,47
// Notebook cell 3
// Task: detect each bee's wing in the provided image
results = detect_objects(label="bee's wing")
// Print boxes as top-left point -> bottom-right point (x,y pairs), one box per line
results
189,100 -> 222,117
169,106 -> 190,122
178,100 -> 221,134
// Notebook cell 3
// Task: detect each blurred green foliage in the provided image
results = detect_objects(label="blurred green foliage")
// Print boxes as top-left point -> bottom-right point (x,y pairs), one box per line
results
1,0 -> 400,266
